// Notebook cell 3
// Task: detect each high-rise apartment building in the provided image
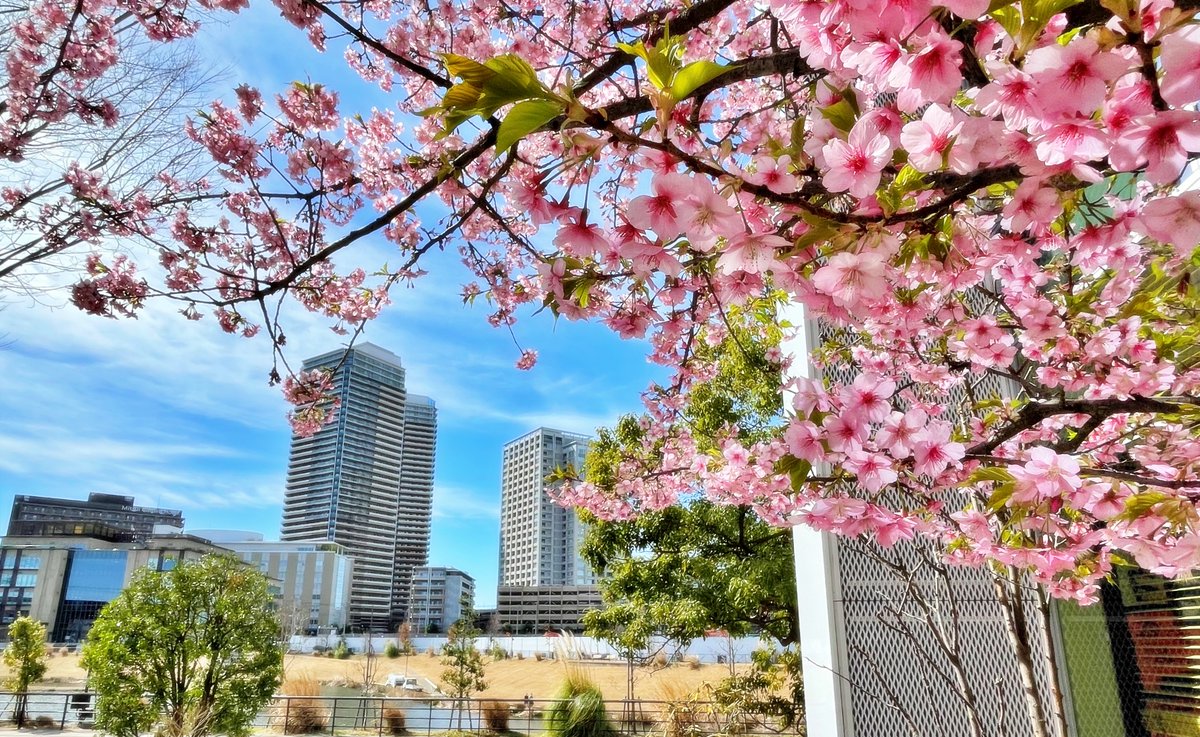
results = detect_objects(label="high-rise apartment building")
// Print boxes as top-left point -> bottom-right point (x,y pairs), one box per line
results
280,343 -> 436,631
498,428 -> 599,632
498,427 -> 596,587
393,395 -> 436,624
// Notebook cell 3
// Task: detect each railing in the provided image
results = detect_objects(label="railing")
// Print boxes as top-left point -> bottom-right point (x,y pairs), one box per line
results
0,693 -> 802,737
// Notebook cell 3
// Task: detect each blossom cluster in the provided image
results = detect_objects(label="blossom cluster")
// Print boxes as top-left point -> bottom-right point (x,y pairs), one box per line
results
7,0 -> 1200,597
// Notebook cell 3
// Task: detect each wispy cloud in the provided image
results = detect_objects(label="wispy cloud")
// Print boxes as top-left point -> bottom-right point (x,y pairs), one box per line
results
432,483 -> 499,521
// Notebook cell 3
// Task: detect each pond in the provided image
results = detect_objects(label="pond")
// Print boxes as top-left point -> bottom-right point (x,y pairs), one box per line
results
268,688 -> 550,734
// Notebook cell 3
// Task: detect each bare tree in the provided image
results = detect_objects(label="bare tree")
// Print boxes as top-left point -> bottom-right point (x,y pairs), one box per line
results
361,630 -> 379,694
0,9 -> 217,296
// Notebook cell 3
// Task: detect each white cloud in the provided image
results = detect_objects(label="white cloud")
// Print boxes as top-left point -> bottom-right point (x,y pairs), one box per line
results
432,483 -> 499,521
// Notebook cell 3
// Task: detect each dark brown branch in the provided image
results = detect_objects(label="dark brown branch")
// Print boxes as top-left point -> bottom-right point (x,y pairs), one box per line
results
969,395 -> 1191,456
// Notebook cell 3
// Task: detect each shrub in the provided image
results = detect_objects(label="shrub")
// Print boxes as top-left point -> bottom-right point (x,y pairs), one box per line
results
32,715 -> 57,728
488,643 -> 508,660
59,647 -> 71,656
384,642 -> 401,658
284,702 -> 327,734
547,672 -> 614,737
652,652 -> 668,667
312,651 -> 324,658
332,640 -> 351,660
482,700 -> 510,733
426,647 -> 436,657
685,656 -> 702,670
281,676 -> 327,734
516,652 -> 525,661
381,707 -> 406,735
534,652 -> 545,662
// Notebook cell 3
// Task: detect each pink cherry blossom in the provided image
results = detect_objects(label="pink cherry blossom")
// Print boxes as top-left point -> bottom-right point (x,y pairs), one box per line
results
900,104 -> 962,172
1109,111 -> 1200,184
1136,192 -> 1200,256
812,250 -> 889,310
821,119 -> 893,198
911,421 -> 964,477
1159,24 -> 1200,107
1024,37 -> 1127,116
626,172 -> 693,240
844,448 -> 898,493
746,155 -> 798,194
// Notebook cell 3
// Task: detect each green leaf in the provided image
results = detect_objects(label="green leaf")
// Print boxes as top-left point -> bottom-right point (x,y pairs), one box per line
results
482,54 -> 546,99
986,483 -> 1015,513
670,60 -> 730,100
820,99 -> 857,133
495,99 -> 564,151
1117,491 -> 1169,521
786,457 -> 812,490
966,466 -> 1016,485
442,53 -> 496,86
990,5 -> 1022,39
617,39 -> 675,90
441,83 -> 483,111
893,164 -> 928,195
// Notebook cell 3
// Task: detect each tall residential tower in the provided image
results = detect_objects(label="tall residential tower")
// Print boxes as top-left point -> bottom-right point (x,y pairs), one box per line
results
280,343 -> 436,630
497,427 -> 599,632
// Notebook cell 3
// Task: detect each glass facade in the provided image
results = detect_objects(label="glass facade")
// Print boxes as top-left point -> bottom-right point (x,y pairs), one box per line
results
53,549 -> 128,642
0,550 -> 40,627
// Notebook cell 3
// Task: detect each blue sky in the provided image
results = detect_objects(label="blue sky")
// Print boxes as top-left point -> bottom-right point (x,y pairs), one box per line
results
0,5 -> 664,608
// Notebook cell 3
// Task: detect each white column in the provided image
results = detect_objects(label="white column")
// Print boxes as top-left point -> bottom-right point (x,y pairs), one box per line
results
780,302 -> 849,737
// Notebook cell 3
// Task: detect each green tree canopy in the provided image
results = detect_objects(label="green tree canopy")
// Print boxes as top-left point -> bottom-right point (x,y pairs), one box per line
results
581,501 -> 798,646
81,555 -> 283,737
581,303 -> 798,646
4,615 -> 47,728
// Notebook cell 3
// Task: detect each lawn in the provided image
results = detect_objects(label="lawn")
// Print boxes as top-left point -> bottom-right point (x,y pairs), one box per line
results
39,651 -> 743,700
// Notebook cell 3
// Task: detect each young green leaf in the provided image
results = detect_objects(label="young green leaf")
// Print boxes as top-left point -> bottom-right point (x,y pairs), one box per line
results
670,60 -> 730,100
495,99 -> 564,151
442,53 -> 496,86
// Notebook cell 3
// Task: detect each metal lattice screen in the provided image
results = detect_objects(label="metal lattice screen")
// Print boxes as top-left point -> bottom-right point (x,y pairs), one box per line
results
811,316 -> 1062,737
808,308 -> 1199,737
831,536 -> 1059,737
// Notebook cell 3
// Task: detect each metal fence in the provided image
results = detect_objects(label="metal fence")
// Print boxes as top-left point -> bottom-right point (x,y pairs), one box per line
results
0,693 -> 801,737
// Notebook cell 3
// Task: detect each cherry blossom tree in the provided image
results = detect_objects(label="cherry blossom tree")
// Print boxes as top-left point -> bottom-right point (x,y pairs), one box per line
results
8,0 -> 1200,604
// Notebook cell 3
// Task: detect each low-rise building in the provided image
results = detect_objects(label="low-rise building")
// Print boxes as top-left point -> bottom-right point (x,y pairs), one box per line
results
496,585 -> 603,634
0,529 -> 222,641
7,493 -> 184,541
191,530 -> 354,634
407,566 -> 474,633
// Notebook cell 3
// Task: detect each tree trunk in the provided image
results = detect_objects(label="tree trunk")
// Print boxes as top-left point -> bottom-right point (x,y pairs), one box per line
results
1034,587 -> 1070,737
14,691 -> 26,729
993,568 -> 1051,737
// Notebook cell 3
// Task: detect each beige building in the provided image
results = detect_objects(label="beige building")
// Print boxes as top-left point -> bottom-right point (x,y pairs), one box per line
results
497,428 -> 601,634
0,527 -> 223,641
192,531 -> 353,633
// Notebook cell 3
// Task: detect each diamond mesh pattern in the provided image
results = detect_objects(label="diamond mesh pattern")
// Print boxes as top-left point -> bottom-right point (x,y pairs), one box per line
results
834,538 -> 1058,737
813,319 -> 1059,737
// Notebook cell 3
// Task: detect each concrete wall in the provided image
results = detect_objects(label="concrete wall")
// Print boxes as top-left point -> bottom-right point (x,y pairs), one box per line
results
290,633 -> 773,664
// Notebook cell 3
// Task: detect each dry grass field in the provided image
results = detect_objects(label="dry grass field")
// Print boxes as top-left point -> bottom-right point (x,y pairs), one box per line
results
35,651 -> 742,700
